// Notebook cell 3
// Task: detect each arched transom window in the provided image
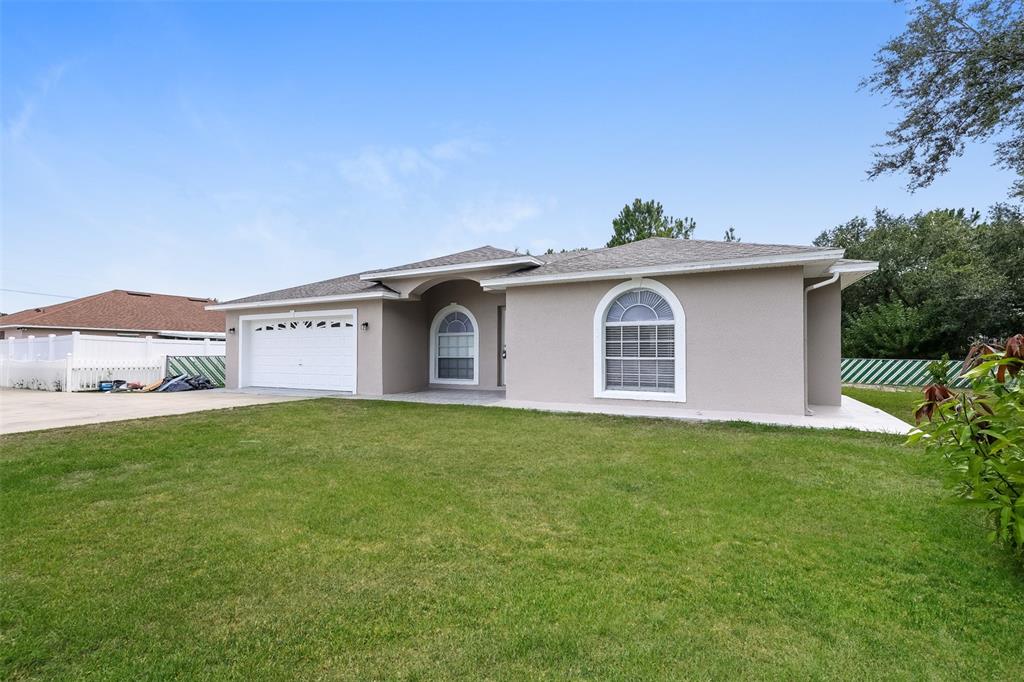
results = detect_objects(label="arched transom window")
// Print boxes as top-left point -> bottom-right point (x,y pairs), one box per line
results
432,307 -> 478,383
602,287 -> 678,394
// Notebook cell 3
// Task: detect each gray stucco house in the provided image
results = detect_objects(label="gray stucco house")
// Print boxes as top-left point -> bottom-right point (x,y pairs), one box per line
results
208,238 -> 876,416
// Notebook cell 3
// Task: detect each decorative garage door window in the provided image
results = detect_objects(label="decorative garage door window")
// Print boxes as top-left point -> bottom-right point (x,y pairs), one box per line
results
436,311 -> 475,380
604,288 -> 675,392
245,314 -> 356,392
253,317 -> 350,329
252,319 -> 348,332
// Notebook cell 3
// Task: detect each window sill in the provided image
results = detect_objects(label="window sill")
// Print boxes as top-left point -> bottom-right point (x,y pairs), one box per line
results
594,390 -> 686,403
431,378 -> 479,386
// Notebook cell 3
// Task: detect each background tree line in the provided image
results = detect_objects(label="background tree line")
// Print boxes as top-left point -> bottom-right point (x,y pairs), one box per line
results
600,197 -> 1022,360
814,205 -> 1024,359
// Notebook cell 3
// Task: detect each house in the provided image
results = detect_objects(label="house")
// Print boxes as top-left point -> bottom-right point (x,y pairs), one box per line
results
207,238 -> 877,416
1,290 -> 225,340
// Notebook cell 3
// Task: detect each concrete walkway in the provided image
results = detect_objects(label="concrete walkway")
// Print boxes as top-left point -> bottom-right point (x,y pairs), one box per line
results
499,395 -> 911,435
0,388 -> 303,435
2,386 -> 910,437
234,387 -> 911,434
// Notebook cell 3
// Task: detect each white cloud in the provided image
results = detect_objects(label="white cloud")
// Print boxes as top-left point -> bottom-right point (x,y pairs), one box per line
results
5,61 -> 70,141
428,137 -> 489,161
219,208 -> 343,296
337,137 -> 486,193
446,195 -> 544,235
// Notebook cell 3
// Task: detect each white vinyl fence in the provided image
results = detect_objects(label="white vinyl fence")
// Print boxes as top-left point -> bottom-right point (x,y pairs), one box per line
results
0,332 -> 225,392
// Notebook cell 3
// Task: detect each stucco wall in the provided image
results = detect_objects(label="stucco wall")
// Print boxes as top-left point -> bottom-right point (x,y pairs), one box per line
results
806,280 -> 842,406
381,301 -> 429,393
505,267 -> 807,415
386,264 -> 525,298
223,299 -> 384,394
221,281 -> 506,394
420,280 -> 505,390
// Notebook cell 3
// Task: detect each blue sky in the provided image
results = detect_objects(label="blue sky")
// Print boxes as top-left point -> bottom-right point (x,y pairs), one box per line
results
1,1 -> 1014,312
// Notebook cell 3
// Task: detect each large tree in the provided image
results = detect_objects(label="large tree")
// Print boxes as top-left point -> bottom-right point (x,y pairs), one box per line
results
607,199 -> 696,247
865,0 -> 1024,197
814,206 -> 1024,358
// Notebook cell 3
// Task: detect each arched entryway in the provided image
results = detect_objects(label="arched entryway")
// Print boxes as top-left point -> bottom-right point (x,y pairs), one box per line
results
429,303 -> 479,385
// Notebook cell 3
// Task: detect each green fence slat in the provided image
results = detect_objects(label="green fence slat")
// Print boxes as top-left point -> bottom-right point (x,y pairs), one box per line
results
166,355 -> 226,387
841,357 -> 972,388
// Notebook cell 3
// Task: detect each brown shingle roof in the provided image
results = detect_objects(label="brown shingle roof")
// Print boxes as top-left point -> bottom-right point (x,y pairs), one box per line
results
0,290 -> 224,333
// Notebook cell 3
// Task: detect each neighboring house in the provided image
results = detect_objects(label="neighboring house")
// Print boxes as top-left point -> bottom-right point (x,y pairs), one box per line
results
208,238 -> 877,416
1,290 -> 225,340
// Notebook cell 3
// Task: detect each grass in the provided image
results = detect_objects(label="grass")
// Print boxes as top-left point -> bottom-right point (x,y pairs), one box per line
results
2,399 -> 1021,679
843,385 -> 924,422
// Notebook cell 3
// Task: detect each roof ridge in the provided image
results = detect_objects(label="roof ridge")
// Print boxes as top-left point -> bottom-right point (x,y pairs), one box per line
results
364,244 -> 522,274
113,289 -> 215,300
642,236 -> 826,250
2,289 -> 116,324
1,289 -> 224,331
540,246 -> 608,266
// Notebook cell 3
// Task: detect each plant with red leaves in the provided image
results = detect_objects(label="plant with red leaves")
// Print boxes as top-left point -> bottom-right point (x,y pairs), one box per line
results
914,383 -> 954,423
909,334 -> 1024,558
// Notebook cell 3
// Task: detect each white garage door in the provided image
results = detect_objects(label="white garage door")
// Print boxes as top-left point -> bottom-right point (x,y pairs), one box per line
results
244,315 -> 356,391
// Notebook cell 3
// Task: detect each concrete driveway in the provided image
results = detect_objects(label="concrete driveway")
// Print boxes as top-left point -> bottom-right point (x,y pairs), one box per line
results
0,388 -> 303,435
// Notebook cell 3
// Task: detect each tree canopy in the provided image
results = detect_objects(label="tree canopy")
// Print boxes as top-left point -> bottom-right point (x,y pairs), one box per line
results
607,199 -> 696,247
865,0 -> 1024,197
814,206 -> 1024,358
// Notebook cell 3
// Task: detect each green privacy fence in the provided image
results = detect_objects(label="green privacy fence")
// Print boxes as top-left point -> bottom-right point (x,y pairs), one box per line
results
166,355 -> 226,387
841,357 -> 971,388
165,354 -> 968,390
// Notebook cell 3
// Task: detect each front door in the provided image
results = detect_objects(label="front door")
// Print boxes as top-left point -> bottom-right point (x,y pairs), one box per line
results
498,305 -> 506,387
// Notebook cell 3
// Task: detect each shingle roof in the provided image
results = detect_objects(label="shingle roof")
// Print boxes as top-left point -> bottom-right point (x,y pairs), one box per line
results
220,238 -> 840,306
221,245 -> 522,305
0,290 -> 224,332
502,238 -> 835,279
535,249 -> 603,264
221,274 -> 393,305
365,245 -> 521,274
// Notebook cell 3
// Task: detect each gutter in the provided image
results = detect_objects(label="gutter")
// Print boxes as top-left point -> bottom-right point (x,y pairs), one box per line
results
360,255 -> 544,281
206,290 -> 401,311
480,250 -> 847,289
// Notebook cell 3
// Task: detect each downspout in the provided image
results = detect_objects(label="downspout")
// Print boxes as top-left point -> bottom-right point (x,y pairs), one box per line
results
803,272 -> 840,416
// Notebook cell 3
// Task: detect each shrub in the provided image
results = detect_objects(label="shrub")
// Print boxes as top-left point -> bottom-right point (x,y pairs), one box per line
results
909,334 -> 1024,558
925,352 -> 952,386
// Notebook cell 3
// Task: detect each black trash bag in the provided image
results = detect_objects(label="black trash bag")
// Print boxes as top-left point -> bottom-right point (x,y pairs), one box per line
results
185,375 -> 216,390
157,375 -> 193,392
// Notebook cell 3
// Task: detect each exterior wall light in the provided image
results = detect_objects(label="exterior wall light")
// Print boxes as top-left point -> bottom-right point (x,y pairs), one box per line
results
360,322 -> 369,331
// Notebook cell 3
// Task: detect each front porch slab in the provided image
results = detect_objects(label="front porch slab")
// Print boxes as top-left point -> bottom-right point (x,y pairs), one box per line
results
231,387 -> 910,434
498,395 -> 910,435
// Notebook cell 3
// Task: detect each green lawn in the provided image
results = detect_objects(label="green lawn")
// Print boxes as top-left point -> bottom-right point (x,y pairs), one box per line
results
2,400 -> 1021,679
843,385 -> 924,422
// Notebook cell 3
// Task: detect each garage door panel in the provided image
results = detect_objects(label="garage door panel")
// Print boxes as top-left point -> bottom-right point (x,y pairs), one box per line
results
244,315 -> 356,391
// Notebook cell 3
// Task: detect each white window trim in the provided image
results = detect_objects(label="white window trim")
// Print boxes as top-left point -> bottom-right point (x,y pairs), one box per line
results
429,303 -> 479,386
593,279 -> 685,402
237,308 -> 358,392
